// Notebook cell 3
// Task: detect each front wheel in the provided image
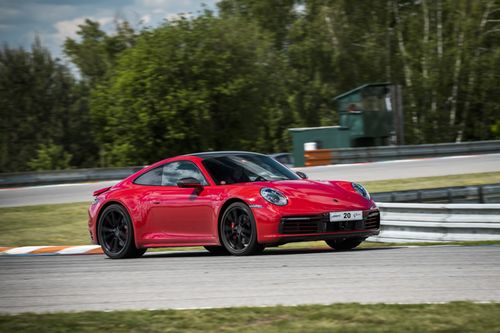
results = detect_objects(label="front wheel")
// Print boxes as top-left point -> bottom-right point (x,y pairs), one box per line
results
98,204 -> 146,259
219,202 -> 264,256
325,238 -> 364,251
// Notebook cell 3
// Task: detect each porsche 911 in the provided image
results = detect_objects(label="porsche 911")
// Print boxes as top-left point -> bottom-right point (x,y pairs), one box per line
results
88,151 -> 380,258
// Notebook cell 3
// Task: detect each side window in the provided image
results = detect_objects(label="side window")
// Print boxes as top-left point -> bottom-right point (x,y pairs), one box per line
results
161,161 -> 208,186
134,167 -> 163,185
276,156 -> 287,164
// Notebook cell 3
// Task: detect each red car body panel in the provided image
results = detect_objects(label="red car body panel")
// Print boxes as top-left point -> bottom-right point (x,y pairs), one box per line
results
88,154 -> 379,249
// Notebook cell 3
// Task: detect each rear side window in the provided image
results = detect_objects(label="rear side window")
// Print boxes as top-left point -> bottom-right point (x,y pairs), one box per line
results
134,167 -> 162,185
134,161 -> 208,186
161,161 -> 208,186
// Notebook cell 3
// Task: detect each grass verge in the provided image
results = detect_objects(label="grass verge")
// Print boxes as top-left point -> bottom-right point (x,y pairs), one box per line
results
1,302 -> 499,333
362,171 -> 500,193
1,171 -> 499,246
0,202 -> 90,246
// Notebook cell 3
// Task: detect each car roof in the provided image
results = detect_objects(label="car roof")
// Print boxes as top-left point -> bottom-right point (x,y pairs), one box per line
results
186,151 -> 267,159
269,152 -> 291,158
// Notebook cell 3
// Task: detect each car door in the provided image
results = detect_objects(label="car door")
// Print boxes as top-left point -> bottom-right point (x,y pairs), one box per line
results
140,161 -> 216,244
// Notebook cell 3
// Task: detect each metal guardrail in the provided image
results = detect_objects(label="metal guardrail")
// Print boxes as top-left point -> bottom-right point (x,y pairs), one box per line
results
372,184 -> 500,204
331,140 -> 500,164
0,167 -> 143,187
369,202 -> 500,242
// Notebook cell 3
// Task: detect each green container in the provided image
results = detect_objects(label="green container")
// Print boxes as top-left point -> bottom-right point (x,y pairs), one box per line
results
289,83 -> 396,166
289,126 -> 351,167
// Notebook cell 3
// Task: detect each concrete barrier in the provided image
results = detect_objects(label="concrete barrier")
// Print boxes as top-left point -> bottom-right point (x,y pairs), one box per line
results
369,202 -> 500,242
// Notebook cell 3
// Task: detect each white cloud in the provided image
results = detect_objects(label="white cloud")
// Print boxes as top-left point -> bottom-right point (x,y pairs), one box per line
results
140,14 -> 151,24
152,8 -> 165,14
53,16 -> 113,43
138,0 -> 192,8
164,12 -> 192,21
0,24 -> 15,33
0,0 -> 219,62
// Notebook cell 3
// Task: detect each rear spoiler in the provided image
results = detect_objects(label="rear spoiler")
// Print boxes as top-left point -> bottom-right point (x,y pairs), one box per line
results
93,186 -> 111,197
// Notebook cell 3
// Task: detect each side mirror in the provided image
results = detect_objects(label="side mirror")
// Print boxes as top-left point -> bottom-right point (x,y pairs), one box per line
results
177,177 -> 203,188
296,171 -> 308,179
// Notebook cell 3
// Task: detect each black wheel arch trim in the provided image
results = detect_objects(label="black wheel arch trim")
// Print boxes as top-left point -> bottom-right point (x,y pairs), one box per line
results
217,197 -> 253,245
96,200 -> 138,248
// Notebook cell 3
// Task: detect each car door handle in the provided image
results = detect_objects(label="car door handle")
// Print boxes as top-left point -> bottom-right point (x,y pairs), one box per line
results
153,201 -> 161,205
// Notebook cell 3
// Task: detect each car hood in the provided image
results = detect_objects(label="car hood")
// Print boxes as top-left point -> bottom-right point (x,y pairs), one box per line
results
262,179 -> 374,212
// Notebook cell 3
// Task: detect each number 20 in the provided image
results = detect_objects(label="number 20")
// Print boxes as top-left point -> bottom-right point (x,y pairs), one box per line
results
343,212 -> 351,218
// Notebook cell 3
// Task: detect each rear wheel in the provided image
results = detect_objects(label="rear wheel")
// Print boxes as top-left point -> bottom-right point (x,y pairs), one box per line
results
98,204 -> 146,259
220,202 -> 264,256
325,238 -> 364,251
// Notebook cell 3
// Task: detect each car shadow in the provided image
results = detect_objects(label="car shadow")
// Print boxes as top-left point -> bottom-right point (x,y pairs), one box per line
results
141,245 -> 402,259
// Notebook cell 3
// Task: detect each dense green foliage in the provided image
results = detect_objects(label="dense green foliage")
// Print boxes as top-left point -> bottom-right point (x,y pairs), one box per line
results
90,14 -> 294,166
1,0 -> 499,171
0,39 -> 95,172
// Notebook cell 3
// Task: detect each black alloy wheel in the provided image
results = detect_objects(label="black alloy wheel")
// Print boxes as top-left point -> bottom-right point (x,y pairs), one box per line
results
98,204 -> 146,259
220,202 -> 264,256
325,237 -> 365,251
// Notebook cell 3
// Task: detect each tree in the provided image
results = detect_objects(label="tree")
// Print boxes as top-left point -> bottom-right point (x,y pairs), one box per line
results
64,19 -> 136,85
218,0 -> 298,48
27,142 -> 72,171
0,38 -> 94,172
284,0 -> 500,143
90,13 -> 293,166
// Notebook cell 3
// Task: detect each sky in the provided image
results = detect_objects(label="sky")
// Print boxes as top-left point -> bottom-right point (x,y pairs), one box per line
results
0,0 -> 219,60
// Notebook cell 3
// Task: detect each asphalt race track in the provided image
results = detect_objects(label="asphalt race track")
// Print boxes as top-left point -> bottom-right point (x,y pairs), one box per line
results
1,153 -> 500,207
1,246 -> 499,314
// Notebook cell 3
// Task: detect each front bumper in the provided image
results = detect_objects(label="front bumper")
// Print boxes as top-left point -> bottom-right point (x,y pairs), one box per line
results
254,208 -> 380,244
88,203 -> 100,245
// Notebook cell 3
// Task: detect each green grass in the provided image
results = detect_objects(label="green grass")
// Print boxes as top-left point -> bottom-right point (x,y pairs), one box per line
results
0,202 -> 90,246
1,171 -> 499,247
363,171 -> 500,193
1,302 -> 499,333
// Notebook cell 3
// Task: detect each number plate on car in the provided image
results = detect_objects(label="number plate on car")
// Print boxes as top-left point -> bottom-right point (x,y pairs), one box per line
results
329,211 -> 363,222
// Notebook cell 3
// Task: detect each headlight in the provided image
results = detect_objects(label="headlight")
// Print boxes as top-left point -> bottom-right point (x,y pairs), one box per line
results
91,197 -> 100,205
260,188 -> 288,206
352,183 -> 370,200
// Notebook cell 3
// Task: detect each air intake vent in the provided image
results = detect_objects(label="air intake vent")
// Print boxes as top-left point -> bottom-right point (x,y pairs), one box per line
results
279,210 -> 380,234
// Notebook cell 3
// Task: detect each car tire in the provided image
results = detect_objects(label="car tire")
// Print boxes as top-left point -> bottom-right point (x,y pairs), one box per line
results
203,245 -> 229,255
219,202 -> 263,256
98,204 -> 146,259
325,238 -> 364,251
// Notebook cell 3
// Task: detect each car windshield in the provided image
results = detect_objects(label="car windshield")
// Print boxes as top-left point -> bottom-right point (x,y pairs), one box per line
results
201,154 -> 300,185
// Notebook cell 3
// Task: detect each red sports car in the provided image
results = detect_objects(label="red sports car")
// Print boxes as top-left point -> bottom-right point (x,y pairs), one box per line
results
88,152 -> 380,258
